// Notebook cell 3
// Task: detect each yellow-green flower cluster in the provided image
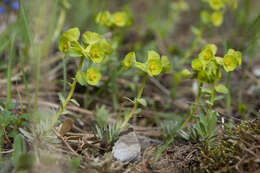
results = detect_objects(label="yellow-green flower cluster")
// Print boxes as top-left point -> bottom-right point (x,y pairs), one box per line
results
96,11 -> 131,28
222,49 -> 242,72
122,50 -> 170,77
200,0 -> 238,27
59,28 -> 113,86
59,28 -> 112,63
200,10 -> 223,27
186,44 -> 241,83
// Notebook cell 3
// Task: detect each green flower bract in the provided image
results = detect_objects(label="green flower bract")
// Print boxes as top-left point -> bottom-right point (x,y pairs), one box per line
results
146,51 -> 162,76
86,67 -> 101,86
122,52 -> 136,69
88,44 -> 105,64
223,54 -> 237,72
211,11 -> 223,27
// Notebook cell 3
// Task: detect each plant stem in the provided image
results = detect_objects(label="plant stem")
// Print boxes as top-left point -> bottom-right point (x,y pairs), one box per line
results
209,79 -> 217,110
63,57 -> 67,94
120,74 -> 147,130
6,32 -> 16,109
52,57 -> 84,126
225,72 -> 231,114
53,7 -> 66,42
33,47 -> 41,111
181,82 -> 203,128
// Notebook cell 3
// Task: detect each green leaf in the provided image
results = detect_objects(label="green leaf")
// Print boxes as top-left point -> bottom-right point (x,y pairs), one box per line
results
19,128 -> 33,141
161,56 -> 171,73
62,27 -> 80,41
58,93 -> 66,105
122,51 -> 136,70
136,98 -> 147,107
70,99 -> 80,107
147,50 -> 160,61
12,134 -> 26,165
238,103 -> 246,114
100,39 -> 113,55
76,72 -> 87,86
62,110 -> 73,115
178,130 -> 190,140
215,56 -> 224,65
82,31 -> 102,45
68,41 -> 83,57
68,47 -> 82,57
181,69 -> 191,78
123,96 -> 135,104
215,84 -> 229,94
0,110 -> 15,127
134,62 -> 147,72
207,111 -> 217,134
191,26 -> 201,35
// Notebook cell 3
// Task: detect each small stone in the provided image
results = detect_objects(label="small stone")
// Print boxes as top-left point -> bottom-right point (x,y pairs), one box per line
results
112,130 -> 141,162
253,67 -> 260,77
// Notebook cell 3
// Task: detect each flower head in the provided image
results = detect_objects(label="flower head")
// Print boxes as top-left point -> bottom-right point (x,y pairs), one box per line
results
0,6 -> 6,14
88,44 -> 105,64
211,11 -> 223,27
146,51 -> 162,76
11,1 -> 19,10
111,12 -> 129,27
192,58 -> 203,71
59,27 -> 80,54
199,44 -> 217,66
209,0 -> 224,10
86,67 -> 101,86
223,54 -> 237,72
81,30 -> 112,61
227,49 -> 242,66
96,11 -> 112,27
